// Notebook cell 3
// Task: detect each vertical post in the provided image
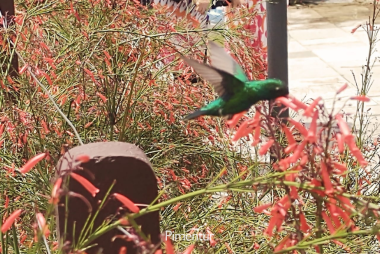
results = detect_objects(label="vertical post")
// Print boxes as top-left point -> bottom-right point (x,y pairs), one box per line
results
0,0 -> 19,76
267,0 -> 288,163
267,0 -> 289,118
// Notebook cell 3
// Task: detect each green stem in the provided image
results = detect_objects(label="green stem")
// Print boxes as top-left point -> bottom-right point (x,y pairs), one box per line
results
275,228 -> 380,253
118,43 -> 145,141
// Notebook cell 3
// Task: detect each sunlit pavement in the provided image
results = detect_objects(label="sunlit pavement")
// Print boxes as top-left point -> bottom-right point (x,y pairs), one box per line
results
288,0 -> 380,133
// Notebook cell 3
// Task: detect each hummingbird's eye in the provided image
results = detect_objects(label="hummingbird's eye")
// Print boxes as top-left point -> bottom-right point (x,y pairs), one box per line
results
275,87 -> 280,90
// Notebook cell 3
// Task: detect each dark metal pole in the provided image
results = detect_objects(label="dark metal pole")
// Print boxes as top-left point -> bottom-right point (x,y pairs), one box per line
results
0,0 -> 19,104
267,0 -> 289,118
0,0 -> 19,76
267,0 -> 288,163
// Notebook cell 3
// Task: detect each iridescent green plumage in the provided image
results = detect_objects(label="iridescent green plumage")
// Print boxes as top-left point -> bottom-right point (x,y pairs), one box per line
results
181,41 -> 288,120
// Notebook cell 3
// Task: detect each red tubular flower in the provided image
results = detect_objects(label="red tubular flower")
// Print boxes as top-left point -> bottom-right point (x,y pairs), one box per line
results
183,244 -> 195,254
226,111 -> 246,129
206,227 -> 217,247
119,246 -> 127,254
351,149 -> 368,167
345,135 -> 358,152
274,235 -> 290,252
337,195 -> 354,211
321,162 -> 334,195
259,139 -> 275,156
335,206 -> 354,227
290,186 -> 299,199
233,120 -> 254,141
288,119 -> 308,137
310,179 -> 326,197
264,215 -> 277,237
278,157 -> 290,171
282,124 -> 296,145
336,133 -> 344,153
300,154 -> 309,165
307,110 -> 318,143
289,96 -> 308,110
41,120 -> 50,134
322,211 -> 335,234
264,197 -> 291,236
332,240 -> 351,252
70,173 -> 99,197
41,72 -> 53,86
1,209 -> 22,233
278,196 -> 292,210
351,95 -> 370,102
75,154 -> 90,163
173,203 -> 182,211
285,172 -> 296,182
284,143 -> 297,154
289,140 -> 307,163
36,213 -> 50,238
253,203 -> 272,213
19,153 -> 46,174
332,162 -> 348,175
335,114 -> 351,137
344,135 -> 368,166
275,97 -> 298,111
252,108 -> 261,125
113,193 -> 140,213
165,238 -> 175,254
251,126 -> 261,146
299,212 -> 310,232
304,97 -> 321,117
50,177 -> 62,204
328,205 -> 342,230
103,50 -> 111,60
336,83 -> 348,94
96,92 -> 107,103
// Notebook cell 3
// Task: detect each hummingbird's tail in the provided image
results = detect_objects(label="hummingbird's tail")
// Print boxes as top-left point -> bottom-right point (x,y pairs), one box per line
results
184,110 -> 209,120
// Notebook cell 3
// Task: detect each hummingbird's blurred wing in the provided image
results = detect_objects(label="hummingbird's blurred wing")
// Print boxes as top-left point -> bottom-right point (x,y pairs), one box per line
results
208,41 -> 248,84
180,55 -> 244,98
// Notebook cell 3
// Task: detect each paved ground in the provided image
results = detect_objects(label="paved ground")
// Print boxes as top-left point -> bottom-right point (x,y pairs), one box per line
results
288,0 -> 380,131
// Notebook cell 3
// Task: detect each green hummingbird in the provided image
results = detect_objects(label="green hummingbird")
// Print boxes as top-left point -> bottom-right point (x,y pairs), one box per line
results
181,41 -> 288,120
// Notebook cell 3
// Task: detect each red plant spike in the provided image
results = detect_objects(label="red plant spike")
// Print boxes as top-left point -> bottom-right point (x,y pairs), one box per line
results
1,209 -> 22,233
259,139 -> 274,156
282,124 -> 296,146
183,244 -> 195,254
50,178 -> 62,204
253,203 -> 272,213
336,83 -> 348,94
288,119 -> 308,137
351,95 -> 370,102
299,211 -> 311,232
275,97 -> 298,111
226,111 -> 246,128
113,193 -> 140,213
335,114 -> 351,137
165,237 -> 175,254
304,97 -> 322,117
19,153 -> 47,174
70,173 -> 99,197
36,213 -> 50,237
321,162 -> 334,195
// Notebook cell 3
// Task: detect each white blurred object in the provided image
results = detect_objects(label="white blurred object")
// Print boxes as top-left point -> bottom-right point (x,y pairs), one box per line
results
207,7 -> 226,28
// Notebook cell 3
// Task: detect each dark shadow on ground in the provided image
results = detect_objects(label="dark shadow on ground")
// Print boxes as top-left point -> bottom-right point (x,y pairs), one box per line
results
289,0 -> 334,6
